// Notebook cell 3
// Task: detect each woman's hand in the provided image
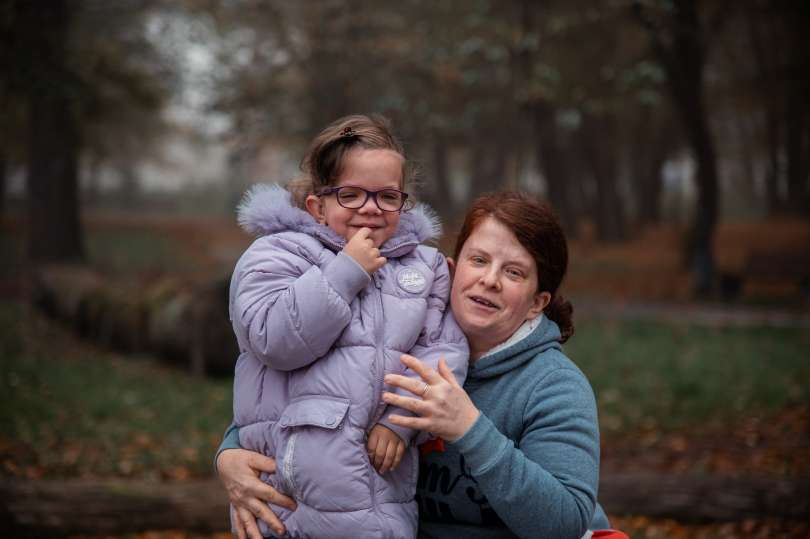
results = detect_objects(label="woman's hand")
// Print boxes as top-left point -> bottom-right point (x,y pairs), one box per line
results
216,448 -> 297,539
382,354 -> 480,442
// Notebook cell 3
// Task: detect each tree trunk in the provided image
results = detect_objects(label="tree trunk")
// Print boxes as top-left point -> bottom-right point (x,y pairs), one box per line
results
24,0 -> 84,264
783,3 -> 810,215
0,151 -> 6,218
784,64 -> 807,215
27,90 -> 84,263
427,136 -> 454,219
83,154 -> 102,207
581,113 -> 625,242
638,0 -> 719,295
681,89 -> 719,295
118,163 -> 141,209
747,7 -> 784,215
637,149 -> 666,226
468,136 -> 507,201
534,102 -> 575,234
764,105 -> 783,214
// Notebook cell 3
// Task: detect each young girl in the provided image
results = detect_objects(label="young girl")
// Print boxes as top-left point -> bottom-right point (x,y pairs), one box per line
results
229,114 -> 468,539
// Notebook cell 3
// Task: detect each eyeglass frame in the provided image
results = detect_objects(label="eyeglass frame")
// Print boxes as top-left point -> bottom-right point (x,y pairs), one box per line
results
316,185 -> 412,212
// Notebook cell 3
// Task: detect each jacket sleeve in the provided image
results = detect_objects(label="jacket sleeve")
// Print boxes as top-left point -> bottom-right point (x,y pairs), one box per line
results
378,251 -> 469,444
449,367 -> 600,539
232,236 -> 370,371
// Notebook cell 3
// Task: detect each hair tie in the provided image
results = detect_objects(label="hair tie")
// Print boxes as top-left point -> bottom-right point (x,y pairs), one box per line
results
340,126 -> 356,139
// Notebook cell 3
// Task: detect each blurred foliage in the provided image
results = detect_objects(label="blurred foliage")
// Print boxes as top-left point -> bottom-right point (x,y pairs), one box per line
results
3,0 -> 808,267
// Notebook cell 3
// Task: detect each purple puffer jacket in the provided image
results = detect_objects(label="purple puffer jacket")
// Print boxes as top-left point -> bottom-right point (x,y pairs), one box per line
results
229,184 -> 469,539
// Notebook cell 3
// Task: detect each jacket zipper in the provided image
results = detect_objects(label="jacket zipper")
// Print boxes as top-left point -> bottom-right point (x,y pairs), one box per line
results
370,274 -> 385,529
283,432 -> 298,497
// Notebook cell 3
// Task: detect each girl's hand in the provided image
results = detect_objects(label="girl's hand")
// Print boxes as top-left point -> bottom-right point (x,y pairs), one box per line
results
216,448 -> 297,539
382,354 -> 480,442
343,227 -> 386,273
367,423 -> 406,474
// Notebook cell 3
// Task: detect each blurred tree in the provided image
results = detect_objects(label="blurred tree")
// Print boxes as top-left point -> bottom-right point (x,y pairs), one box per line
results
5,0 -> 85,263
0,152 -> 5,217
509,3 -> 574,231
626,100 -> 677,226
633,0 -> 725,294
0,0 -> 174,263
205,0 -> 798,247
0,65 -> 27,218
742,0 -> 810,215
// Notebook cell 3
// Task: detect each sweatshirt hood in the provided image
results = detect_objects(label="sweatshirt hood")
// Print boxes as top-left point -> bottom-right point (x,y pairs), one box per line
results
466,316 -> 562,382
237,183 -> 442,256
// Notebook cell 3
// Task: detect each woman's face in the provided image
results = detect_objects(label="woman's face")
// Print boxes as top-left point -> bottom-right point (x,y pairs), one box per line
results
449,217 -> 550,359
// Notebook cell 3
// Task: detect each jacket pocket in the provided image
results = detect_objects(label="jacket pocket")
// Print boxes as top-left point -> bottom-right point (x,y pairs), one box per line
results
276,395 -> 369,511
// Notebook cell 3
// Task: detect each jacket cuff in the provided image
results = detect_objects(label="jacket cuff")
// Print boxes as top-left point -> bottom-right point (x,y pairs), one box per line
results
378,407 -> 416,444
213,423 -> 242,473
448,412 -> 510,475
322,251 -> 371,303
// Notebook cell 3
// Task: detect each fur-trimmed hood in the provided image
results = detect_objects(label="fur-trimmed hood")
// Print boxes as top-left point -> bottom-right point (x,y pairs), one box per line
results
237,183 -> 442,256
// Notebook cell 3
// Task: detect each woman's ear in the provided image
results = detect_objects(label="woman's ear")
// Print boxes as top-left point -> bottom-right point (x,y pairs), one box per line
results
446,256 -> 455,276
526,291 -> 551,321
305,195 -> 325,223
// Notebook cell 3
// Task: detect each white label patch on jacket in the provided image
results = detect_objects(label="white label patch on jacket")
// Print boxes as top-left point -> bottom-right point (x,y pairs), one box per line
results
397,267 -> 427,294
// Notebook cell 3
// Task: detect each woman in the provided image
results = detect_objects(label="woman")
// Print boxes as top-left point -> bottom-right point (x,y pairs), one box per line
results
217,192 -> 611,539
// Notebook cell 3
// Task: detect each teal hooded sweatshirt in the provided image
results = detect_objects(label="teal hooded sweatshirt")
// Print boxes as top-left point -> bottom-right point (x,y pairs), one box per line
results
416,315 -> 609,539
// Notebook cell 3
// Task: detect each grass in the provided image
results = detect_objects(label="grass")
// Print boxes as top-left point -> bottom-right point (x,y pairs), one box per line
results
2,297 -> 807,480
568,319 -> 810,437
0,301 -> 233,480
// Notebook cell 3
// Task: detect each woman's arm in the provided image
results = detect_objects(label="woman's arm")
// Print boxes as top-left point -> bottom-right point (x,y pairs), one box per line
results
215,425 -> 297,539
233,236 -> 370,371
449,370 -> 599,539
383,357 -> 599,539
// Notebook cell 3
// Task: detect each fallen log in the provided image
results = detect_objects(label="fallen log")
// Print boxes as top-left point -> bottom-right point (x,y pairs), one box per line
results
0,478 -> 229,537
599,472 -> 810,522
31,265 -> 238,376
2,473 -> 809,536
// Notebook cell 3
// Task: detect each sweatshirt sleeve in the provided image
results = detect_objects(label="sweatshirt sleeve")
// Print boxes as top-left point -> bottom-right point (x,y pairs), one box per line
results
213,422 -> 242,472
232,236 -> 370,371
378,251 -> 469,444
449,367 -> 600,539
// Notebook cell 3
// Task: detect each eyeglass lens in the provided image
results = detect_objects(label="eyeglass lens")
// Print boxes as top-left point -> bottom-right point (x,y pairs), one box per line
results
336,187 -> 405,211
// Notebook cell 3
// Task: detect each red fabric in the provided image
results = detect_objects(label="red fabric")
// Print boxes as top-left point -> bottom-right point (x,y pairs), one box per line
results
592,530 -> 630,539
418,437 -> 446,456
